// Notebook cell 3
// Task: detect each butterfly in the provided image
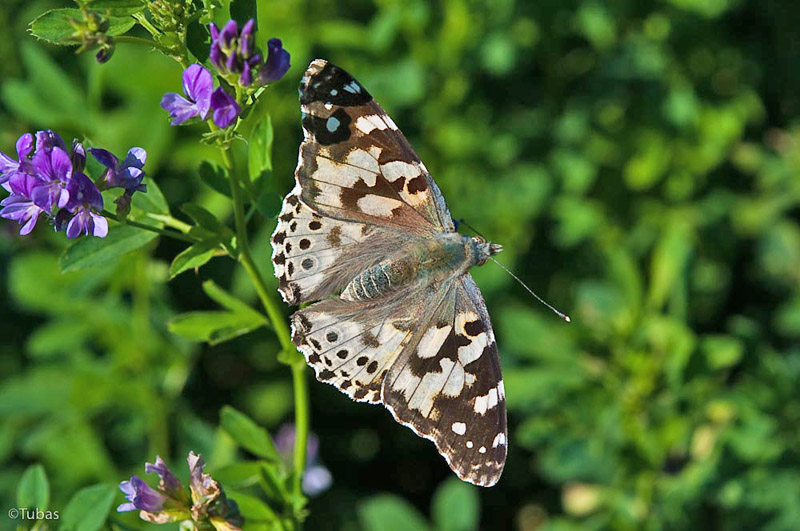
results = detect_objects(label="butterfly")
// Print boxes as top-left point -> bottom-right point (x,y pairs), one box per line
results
271,59 -> 507,487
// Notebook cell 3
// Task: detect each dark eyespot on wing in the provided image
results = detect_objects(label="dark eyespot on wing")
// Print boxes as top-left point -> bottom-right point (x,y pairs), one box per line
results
302,108 -> 352,145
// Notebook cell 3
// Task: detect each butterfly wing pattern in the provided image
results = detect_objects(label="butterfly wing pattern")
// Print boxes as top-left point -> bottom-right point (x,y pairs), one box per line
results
271,59 -> 507,487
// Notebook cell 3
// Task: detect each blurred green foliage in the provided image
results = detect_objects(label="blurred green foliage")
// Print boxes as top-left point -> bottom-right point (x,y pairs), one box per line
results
1,0 -> 800,529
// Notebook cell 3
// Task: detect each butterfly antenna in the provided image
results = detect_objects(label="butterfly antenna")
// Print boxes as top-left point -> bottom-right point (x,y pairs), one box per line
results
457,218 -> 570,322
457,218 -> 488,240
488,256 -> 571,323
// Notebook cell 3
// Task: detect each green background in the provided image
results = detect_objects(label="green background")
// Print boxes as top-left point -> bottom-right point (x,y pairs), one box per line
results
1,0 -> 800,529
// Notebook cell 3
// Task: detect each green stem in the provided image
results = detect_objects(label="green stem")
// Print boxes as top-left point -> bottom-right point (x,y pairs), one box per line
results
114,35 -> 173,56
102,210 -> 197,243
290,364 -> 309,509
220,148 -> 309,511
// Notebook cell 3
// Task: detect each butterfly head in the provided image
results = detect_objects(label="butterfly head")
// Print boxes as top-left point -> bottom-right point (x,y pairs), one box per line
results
471,236 -> 503,266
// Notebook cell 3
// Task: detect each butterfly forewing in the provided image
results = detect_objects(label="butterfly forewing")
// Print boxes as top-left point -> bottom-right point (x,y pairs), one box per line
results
272,59 -> 508,487
297,59 -> 455,233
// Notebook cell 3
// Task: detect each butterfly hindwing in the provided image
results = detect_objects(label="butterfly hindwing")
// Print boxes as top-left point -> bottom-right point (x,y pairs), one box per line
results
382,275 -> 507,487
291,294 -> 423,403
297,59 -> 455,233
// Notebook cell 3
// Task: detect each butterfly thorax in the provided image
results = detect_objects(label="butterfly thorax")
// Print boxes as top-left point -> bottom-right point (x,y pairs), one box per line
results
341,233 -> 501,302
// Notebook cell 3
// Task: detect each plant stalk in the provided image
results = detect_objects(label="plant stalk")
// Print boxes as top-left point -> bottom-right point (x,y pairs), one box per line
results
221,147 -> 309,514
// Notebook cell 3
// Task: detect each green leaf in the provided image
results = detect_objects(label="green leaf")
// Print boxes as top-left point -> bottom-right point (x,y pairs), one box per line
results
17,464 -> 49,511
226,489 -> 279,523
212,462 -> 267,489
132,178 -> 169,215
60,225 -> 158,272
202,280 -> 264,320
169,242 -> 219,278
243,115 -> 282,217
60,483 -> 116,531
230,0 -> 256,31
168,311 -> 266,345
181,203 -> 234,251
199,160 -> 231,197
702,335 -> 744,370
648,218 -> 692,309
254,169 -> 283,218
87,0 -> 146,16
220,406 -> 281,462
29,9 -> 136,44
431,478 -> 479,531
359,494 -> 430,531
182,203 -> 231,235
1,42 -> 86,125
186,18 -> 209,63
249,115 -> 274,180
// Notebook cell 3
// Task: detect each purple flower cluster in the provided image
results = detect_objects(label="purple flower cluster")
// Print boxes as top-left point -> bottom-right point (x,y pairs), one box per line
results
118,452 -> 243,529
0,130 -> 148,238
210,20 -> 290,87
161,19 -> 290,129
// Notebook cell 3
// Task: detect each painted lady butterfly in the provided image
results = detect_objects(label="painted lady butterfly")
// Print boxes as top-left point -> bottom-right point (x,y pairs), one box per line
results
272,60 -> 507,486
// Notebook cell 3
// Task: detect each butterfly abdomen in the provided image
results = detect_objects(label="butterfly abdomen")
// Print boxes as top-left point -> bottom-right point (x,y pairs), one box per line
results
341,263 -> 397,301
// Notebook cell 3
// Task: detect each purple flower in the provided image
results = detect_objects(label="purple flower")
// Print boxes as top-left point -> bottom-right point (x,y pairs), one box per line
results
0,133 -> 34,190
210,88 -> 241,128
71,139 -> 86,172
209,19 -> 262,87
187,451 -> 220,505
96,45 -> 114,64
35,129 -> 67,153
117,452 -> 241,529
30,146 -> 72,210
118,476 -> 168,513
258,39 -> 290,84
62,172 -> 107,238
145,456 -> 184,498
161,64 -> 213,125
274,424 -> 332,496
0,173 -> 45,235
88,146 -> 147,193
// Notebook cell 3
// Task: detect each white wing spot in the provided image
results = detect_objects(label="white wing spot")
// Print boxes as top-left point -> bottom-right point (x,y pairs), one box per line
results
456,311 -> 488,366
355,114 -> 388,134
380,160 -> 421,182
466,441 -> 474,448
474,394 -> 488,415
346,149 -> 379,174
406,358 -> 455,416
474,385 -> 501,415
315,156 -> 376,187
356,195 -> 403,217
383,115 -> 399,130
416,325 -> 452,358
488,388 -> 498,409
479,446 -> 487,454
492,432 -> 506,448
330,89 -> 338,96
451,422 -> 466,435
